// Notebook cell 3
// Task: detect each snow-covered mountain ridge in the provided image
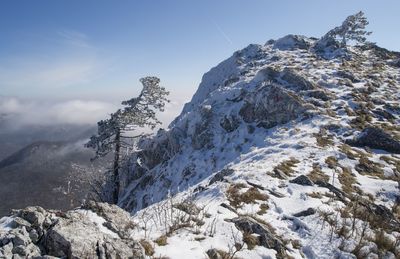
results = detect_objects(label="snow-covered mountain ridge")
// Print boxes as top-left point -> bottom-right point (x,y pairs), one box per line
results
113,33 -> 400,257
1,15 -> 400,258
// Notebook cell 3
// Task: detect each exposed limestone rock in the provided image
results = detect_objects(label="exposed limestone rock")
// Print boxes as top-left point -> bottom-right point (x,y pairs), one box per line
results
230,216 -> 286,258
0,202 -> 144,259
219,115 -> 240,133
281,68 -> 317,91
346,127 -> 400,154
289,175 -> 314,186
293,208 -> 316,217
273,34 -> 310,50
209,168 -> 234,185
239,84 -> 307,128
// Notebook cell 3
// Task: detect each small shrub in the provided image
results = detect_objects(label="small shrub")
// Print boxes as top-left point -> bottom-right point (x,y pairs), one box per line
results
355,156 -> 385,178
338,166 -> 357,195
155,235 -> 168,246
257,203 -> 269,215
307,191 -> 323,199
140,239 -> 155,256
339,144 -> 359,160
273,157 -> 300,178
226,184 -> 269,208
308,163 -> 329,182
314,129 -> 334,147
243,232 -> 259,250
325,156 -> 338,169
291,239 -> 302,249
374,229 -> 396,253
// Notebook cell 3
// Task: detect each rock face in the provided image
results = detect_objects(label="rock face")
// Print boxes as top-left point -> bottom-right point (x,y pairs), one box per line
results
347,127 -> 400,154
239,84 -> 307,128
0,202 -> 144,259
273,34 -> 311,50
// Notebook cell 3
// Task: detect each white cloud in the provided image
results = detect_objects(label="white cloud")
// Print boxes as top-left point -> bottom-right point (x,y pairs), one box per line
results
0,96 -> 117,126
0,96 -> 23,114
0,94 -> 188,131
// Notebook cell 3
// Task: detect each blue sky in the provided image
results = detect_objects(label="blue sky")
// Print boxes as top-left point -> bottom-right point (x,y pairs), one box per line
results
0,0 -> 399,124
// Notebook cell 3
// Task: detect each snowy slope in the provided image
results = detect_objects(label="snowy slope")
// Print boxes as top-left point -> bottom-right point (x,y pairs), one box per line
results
116,34 -> 400,258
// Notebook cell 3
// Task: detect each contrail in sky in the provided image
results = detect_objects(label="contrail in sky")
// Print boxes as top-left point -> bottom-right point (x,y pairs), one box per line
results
213,21 -> 233,45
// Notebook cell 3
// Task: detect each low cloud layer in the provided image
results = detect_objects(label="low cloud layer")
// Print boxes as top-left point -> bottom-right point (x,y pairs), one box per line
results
0,96 -> 117,127
0,94 -> 188,131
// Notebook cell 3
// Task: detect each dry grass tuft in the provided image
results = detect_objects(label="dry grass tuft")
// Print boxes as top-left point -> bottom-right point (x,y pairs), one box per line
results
314,129 -> 334,147
257,203 -> 269,215
154,235 -> 168,246
325,156 -> 338,169
338,166 -> 358,195
226,184 -> 269,208
355,156 -> 385,179
140,239 -> 155,256
272,157 -> 300,178
243,232 -> 259,250
307,163 -> 329,182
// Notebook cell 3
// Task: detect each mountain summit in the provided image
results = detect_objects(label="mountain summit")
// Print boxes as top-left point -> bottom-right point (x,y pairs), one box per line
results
1,13 -> 400,258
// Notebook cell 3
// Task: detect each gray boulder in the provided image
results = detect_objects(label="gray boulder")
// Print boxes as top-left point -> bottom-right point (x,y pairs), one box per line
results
346,127 -> 400,154
289,175 -> 314,186
229,216 -> 286,258
293,208 -> 316,217
209,168 -> 234,185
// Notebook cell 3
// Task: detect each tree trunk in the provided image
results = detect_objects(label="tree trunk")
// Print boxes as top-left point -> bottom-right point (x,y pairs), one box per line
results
112,128 -> 121,204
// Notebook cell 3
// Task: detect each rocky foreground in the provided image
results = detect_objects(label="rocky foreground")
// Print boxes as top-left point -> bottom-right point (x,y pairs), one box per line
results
0,201 -> 144,258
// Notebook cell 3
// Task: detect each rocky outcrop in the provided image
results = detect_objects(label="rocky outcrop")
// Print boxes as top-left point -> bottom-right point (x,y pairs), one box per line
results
281,68 -> 317,91
229,216 -> 286,258
192,105 -> 215,150
239,84 -> 307,128
273,34 -> 310,50
0,202 -> 144,259
346,127 -> 400,154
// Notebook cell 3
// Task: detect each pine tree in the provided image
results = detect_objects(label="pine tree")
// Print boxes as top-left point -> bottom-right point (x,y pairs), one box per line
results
322,11 -> 372,47
86,76 -> 169,204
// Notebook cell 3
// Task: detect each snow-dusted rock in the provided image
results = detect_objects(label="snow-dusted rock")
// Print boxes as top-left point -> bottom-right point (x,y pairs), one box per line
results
0,202 -> 144,259
273,34 -> 311,50
347,127 -> 400,154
